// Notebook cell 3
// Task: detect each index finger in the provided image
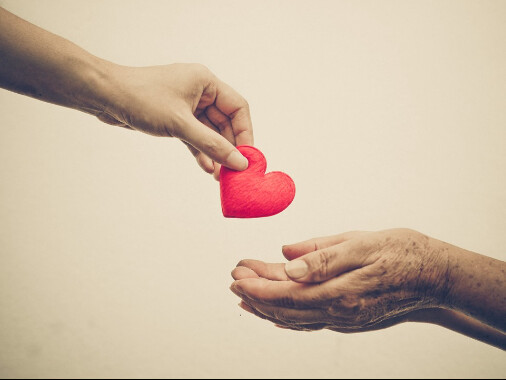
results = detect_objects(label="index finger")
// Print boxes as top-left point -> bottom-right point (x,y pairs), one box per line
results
214,79 -> 254,146
282,231 -> 368,261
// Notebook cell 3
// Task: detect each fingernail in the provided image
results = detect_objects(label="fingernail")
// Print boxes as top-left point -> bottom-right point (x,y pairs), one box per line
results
226,150 -> 248,171
285,260 -> 308,279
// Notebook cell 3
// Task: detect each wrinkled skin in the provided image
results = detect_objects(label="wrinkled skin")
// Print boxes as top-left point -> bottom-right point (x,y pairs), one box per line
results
231,229 -> 451,332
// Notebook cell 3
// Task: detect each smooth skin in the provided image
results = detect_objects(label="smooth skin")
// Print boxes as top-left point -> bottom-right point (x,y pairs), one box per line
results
231,229 -> 506,350
0,7 -> 252,178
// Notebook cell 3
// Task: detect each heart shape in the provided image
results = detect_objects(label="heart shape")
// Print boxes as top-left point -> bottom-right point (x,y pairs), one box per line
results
220,145 -> 296,218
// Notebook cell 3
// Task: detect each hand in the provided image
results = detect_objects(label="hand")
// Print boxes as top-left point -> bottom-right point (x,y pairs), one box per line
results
96,63 -> 253,178
0,8 -> 253,177
230,229 -> 451,332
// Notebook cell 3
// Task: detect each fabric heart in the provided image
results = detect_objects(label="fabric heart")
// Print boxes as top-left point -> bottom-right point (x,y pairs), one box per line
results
220,145 -> 295,218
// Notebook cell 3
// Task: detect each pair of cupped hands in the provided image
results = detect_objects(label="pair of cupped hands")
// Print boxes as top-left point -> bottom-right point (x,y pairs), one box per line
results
97,63 -> 452,332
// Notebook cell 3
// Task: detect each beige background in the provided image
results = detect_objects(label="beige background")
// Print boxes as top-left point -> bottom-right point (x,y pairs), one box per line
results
0,0 -> 505,378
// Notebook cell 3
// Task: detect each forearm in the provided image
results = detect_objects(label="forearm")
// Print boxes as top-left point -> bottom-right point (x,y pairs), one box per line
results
440,244 -> 506,332
407,308 -> 506,350
0,7 -> 111,115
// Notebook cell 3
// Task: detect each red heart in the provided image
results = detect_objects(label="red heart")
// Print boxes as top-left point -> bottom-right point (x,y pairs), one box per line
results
220,145 -> 295,218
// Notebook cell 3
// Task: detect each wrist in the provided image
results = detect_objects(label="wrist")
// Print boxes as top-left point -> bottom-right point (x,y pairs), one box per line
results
432,241 -> 456,307
69,55 -> 119,116
412,235 -> 453,307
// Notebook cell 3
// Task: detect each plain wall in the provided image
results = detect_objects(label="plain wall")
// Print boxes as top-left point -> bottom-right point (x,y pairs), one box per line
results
0,0 -> 505,378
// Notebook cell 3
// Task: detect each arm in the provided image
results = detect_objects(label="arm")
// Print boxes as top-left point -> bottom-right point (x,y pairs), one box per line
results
406,308 -> 506,351
445,247 -> 506,332
230,229 -> 506,350
0,7 -> 109,113
0,7 -> 252,176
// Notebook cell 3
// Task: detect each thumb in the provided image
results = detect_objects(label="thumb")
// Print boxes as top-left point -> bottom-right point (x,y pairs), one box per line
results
284,240 -> 371,283
179,116 -> 248,171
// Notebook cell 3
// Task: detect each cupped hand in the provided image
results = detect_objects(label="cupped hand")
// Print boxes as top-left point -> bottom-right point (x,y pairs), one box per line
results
96,63 -> 253,178
230,229 -> 451,332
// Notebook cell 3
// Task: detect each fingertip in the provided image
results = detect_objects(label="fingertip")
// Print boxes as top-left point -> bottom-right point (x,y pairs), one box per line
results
230,282 -> 242,297
231,267 -> 241,280
213,163 -> 221,181
239,301 -> 255,314
236,259 -> 249,268
232,266 -> 260,280
282,245 -> 302,261
236,259 -> 263,269
232,278 -> 262,296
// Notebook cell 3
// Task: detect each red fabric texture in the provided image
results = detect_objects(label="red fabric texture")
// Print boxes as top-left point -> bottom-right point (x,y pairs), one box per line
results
220,145 -> 296,218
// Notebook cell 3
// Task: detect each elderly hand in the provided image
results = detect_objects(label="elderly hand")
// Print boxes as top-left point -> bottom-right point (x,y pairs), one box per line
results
230,229 -> 452,332
97,63 -> 253,178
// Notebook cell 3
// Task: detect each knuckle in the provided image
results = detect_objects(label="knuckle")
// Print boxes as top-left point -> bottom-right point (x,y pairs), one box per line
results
201,138 -> 223,156
314,249 -> 332,280
397,228 -> 414,236
326,296 -> 371,328
192,63 -> 212,78
310,239 -> 321,252
231,98 -> 250,118
190,62 -> 206,71
239,100 -> 251,117
392,228 -> 419,238
206,108 -> 231,131
216,118 -> 231,131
